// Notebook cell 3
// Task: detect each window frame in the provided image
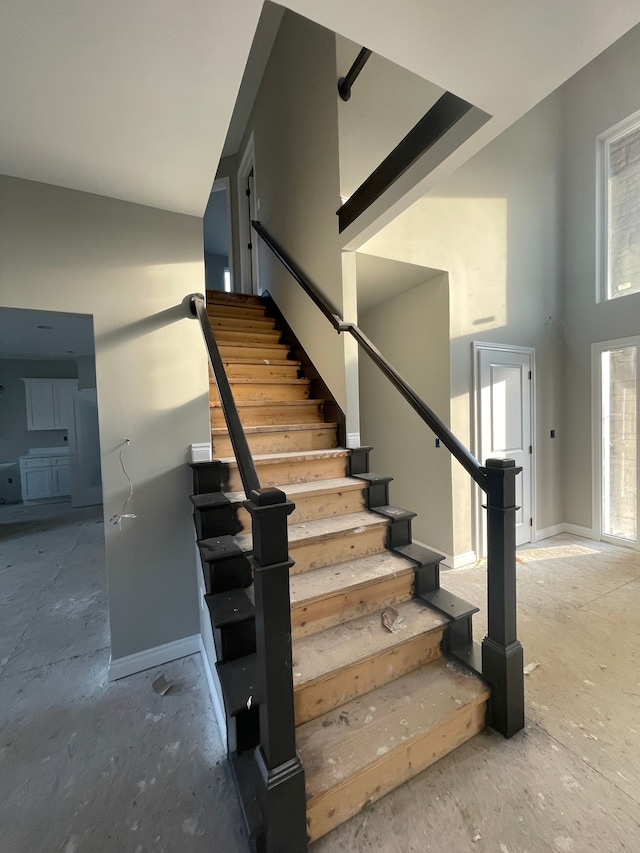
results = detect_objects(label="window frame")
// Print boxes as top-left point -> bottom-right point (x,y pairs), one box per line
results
597,108 -> 640,303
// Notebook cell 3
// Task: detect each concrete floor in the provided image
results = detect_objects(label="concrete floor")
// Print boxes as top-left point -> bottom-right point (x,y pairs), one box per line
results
1,504 -> 639,852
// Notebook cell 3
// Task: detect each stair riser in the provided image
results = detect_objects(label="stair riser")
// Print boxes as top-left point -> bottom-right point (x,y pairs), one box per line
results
219,363 -> 300,380
289,525 -> 387,575
210,403 -> 323,428
212,427 -> 336,457
208,316 -> 276,332
213,329 -> 282,345
210,383 -> 311,403
305,699 -> 487,843
224,455 -> 348,492
218,344 -> 291,360
294,630 -> 443,726
291,572 -> 414,640
233,487 -> 366,533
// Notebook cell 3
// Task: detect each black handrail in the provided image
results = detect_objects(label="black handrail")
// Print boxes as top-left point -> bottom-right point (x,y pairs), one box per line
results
190,293 -> 260,494
251,223 -> 525,740
338,47 -> 372,101
251,222 -> 487,490
190,292 -> 307,843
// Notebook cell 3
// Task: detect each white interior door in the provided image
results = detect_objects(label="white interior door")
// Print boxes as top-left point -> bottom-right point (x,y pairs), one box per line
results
69,389 -> 102,507
475,344 -> 534,554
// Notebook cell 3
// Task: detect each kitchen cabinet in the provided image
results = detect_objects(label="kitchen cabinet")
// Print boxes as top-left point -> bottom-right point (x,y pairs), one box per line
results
21,379 -> 78,431
20,455 -> 71,502
51,457 -> 71,497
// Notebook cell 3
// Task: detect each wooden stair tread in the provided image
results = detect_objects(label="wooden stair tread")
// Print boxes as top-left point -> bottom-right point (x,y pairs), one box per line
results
233,510 -> 385,553
222,477 -> 365,504
291,599 -> 445,690
207,303 -> 267,316
212,425 -> 337,457
212,423 -> 336,437
217,340 -> 288,350
206,291 -> 264,306
289,551 -> 415,608
298,660 -> 489,804
212,378 -> 310,387
211,398 -> 322,409
208,316 -> 275,329
286,511 -> 386,545
218,358 -> 300,366
219,448 -> 350,466
212,328 -> 282,341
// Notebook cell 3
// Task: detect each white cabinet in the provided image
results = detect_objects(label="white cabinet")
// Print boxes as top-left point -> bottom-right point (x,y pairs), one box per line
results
20,455 -> 71,502
51,458 -> 71,497
21,463 -> 52,500
21,379 -> 78,431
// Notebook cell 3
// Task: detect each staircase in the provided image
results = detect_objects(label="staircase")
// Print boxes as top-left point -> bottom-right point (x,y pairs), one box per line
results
191,291 -> 490,847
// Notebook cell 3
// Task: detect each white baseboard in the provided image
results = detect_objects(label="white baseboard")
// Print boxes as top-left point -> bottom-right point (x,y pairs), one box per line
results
199,636 -> 227,743
449,550 -> 478,569
190,442 -> 212,463
563,523 -> 597,540
346,432 -> 361,448
108,633 -> 200,681
535,523 -> 565,541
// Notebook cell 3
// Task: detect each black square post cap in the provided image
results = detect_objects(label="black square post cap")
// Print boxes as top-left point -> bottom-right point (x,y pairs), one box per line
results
247,487 -> 287,506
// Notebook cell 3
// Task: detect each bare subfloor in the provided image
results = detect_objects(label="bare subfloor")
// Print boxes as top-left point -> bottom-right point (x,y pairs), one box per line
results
1,505 -> 639,852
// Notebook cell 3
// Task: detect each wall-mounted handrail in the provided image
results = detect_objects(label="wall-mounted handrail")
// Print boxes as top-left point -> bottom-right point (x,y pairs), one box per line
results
338,47 -> 372,101
251,222 -> 486,490
190,293 -> 260,494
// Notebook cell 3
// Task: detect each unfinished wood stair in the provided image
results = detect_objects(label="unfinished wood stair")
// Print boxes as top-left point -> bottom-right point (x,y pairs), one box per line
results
193,290 -> 489,846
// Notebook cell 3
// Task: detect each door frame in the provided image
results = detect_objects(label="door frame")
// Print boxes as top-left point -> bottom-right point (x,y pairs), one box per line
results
237,134 -> 259,295
591,335 -> 640,549
472,342 -> 536,559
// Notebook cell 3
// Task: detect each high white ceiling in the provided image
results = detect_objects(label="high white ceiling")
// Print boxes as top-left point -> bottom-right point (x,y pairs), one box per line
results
2,1 -> 640,218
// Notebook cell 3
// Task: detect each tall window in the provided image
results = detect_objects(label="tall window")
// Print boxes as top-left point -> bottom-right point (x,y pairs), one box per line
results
601,344 -> 637,542
599,111 -> 640,301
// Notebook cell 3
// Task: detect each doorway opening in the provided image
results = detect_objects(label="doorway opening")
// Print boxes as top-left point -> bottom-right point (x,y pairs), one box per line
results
203,177 -> 234,293
0,306 -> 102,510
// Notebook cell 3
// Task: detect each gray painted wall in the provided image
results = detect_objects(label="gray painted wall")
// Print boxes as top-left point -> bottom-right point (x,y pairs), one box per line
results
76,355 -> 97,390
360,275 -> 454,556
238,10 -> 348,410
360,91 -> 564,559
0,175 -> 210,660
336,35 -> 444,200
561,25 -> 640,531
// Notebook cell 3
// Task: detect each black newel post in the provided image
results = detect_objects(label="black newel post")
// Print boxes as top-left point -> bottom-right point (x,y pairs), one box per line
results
245,487 -> 308,853
481,458 -> 525,738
